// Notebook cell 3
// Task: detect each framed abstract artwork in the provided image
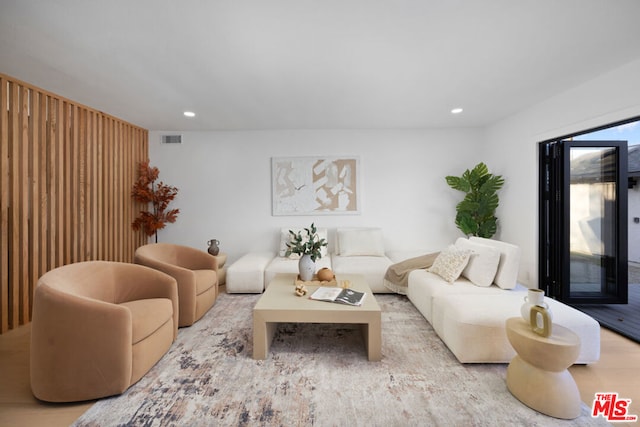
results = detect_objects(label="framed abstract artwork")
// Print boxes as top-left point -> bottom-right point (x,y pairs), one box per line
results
271,156 -> 360,216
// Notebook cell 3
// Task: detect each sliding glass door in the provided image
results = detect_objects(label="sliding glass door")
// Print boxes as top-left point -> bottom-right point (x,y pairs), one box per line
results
539,140 -> 628,304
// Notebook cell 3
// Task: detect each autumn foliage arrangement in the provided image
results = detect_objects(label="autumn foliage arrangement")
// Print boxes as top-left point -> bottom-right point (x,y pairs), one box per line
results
131,160 -> 180,242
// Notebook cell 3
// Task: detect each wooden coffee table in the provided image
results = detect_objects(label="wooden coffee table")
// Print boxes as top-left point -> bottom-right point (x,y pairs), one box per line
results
253,273 -> 382,361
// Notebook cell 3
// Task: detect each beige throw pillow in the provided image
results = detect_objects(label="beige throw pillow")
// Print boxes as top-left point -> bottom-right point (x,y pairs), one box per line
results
428,245 -> 472,283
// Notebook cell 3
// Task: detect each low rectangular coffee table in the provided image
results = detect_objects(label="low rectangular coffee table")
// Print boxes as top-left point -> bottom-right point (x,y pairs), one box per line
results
253,273 -> 382,361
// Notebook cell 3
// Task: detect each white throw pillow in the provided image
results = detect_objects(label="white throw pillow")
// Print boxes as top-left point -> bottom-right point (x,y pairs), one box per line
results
469,237 -> 521,289
455,238 -> 501,287
336,228 -> 385,257
278,227 -> 328,258
428,245 -> 472,283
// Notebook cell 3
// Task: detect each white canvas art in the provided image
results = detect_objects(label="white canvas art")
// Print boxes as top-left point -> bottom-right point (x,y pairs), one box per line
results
272,156 -> 360,215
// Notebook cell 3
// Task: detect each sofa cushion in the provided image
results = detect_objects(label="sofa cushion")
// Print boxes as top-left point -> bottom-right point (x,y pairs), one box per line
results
331,253 -> 393,293
407,269 -> 506,322
336,228 -> 385,256
427,245 -> 471,283
431,292 -> 600,364
455,238 -> 501,287
469,237 -> 521,289
278,227 -> 328,258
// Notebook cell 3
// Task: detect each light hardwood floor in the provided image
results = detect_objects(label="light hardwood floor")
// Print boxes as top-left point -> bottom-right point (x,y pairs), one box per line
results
1,322 -> 639,426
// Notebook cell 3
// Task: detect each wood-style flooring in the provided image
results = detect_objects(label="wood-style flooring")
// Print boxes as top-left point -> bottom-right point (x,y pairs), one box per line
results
575,283 -> 640,344
2,315 -> 639,426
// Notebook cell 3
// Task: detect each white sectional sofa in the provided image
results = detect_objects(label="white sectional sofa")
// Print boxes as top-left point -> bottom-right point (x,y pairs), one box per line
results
227,228 -> 601,365
226,227 -> 394,293
407,237 -> 600,364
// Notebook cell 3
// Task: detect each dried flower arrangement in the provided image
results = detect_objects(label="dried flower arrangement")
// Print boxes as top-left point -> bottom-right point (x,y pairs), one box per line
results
131,160 -> 179,242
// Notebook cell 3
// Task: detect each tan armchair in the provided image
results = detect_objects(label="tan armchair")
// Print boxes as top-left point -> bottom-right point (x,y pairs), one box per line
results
134,243 -> 218,327
30,261 -> 178,403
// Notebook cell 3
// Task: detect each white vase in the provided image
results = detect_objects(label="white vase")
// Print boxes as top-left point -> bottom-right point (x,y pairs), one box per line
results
298,254 -> 315,281
520,289 -> 553,329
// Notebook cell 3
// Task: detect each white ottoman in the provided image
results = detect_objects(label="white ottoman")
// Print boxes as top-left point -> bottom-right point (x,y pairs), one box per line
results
431,292 -> 600,364
226,252 -> 275,293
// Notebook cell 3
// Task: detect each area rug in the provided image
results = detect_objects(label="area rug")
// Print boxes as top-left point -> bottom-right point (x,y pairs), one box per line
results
73,293 -> 607,426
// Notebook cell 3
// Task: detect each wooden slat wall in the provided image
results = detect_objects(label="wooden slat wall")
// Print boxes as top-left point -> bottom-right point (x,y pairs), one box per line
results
0,74 -> 149,334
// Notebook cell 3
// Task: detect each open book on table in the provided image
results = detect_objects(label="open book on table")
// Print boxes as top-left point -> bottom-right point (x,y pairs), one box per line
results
309,286 -> 366,306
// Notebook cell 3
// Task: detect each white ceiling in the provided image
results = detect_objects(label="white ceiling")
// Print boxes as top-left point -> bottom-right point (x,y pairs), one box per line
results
2,0 -> 640,131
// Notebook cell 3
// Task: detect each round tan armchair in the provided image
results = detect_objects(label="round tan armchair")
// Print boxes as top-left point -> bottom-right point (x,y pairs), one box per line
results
30,261 -> 179,403
134,243 -> 218,327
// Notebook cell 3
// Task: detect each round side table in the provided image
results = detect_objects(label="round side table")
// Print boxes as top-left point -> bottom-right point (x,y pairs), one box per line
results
214,253 -> 227,286
505,317 -> 581,419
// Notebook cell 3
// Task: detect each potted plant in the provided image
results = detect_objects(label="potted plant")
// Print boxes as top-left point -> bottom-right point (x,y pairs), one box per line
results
131,160 -> 180,243
445,162 -> 504,238
285,223 -> 328,281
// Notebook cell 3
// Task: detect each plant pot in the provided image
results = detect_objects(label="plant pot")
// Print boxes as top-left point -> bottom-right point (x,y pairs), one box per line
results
298,254 -> 315,281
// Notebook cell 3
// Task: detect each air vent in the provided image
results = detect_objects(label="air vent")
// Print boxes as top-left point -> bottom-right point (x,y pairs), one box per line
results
161,134 -> 182,144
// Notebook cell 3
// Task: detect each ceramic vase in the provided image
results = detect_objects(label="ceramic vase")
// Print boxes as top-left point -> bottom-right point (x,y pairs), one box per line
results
298,254 -> 315,281
207,239 -> 220,256
521,288 -> 553,329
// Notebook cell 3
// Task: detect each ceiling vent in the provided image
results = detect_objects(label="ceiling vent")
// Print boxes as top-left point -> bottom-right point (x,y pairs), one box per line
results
161,134 -> 182,144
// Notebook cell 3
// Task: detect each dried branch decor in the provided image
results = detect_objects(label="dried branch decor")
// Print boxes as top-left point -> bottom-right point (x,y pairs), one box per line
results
131,160 -> 180,242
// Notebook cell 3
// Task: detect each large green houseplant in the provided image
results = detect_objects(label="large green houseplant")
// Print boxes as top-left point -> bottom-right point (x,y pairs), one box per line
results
445,162 -> 504,238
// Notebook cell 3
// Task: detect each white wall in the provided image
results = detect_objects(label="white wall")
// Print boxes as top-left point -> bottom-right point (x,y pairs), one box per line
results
149,129 -> 484,263
486,58 -> 640,287
149,58 -> 640,282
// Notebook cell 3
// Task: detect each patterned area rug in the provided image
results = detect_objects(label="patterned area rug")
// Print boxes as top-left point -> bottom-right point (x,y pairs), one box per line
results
73,293 -> 607,426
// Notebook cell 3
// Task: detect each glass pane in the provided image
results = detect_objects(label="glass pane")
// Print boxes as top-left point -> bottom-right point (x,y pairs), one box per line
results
569,146 -> 618,298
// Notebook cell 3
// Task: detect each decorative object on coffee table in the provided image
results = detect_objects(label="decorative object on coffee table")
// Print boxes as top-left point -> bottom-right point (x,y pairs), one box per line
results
285,223 -> 328,281
317,267 -> 335,282
294,283 -> 307,296
294,275 -> 337,287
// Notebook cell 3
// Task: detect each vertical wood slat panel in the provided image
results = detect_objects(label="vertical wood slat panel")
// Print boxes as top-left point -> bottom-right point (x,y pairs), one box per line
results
20,86 -> 30,323
55,98 -> 64,268
72,105 -> 81,262
96,114 -> 103,261
0,77 -> 9,333
63,101 -> 71,265
37,93 -> 48,290
29,90 -> 39,318
0,73 -> 148,334
10,82 -> 20,329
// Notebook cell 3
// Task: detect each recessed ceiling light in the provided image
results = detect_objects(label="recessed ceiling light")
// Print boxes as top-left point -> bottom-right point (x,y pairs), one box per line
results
183,111 -> 195,118
451,108 -> 463,114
